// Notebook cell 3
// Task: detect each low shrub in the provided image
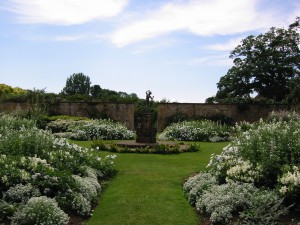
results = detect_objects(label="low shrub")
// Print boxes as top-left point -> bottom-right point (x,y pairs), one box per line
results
183,172 -> 217,206
10,196 -> 69,225
3,184 -> 41,203
70,119 -> 134,140
158,120 -> 230,142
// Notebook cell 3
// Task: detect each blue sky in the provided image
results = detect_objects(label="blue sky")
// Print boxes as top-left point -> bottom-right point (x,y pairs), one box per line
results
0,0 -> 299,102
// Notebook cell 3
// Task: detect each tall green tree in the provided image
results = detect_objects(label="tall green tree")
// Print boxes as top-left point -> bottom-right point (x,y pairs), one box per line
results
90,84 -> 102,98
62,73 -> 91,96
212,17 -> 300,103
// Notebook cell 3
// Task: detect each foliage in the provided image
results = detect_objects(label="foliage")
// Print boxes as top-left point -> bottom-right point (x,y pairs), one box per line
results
91,140 -> 200,154
158,120 -> 230,142
0,114 -> 117,223
267,110 -> 300,122
0,84 -> 27,98
70,119 -> 134,140
10,196 -> 69,225
182,111 -> 300,224
212,17 -> 300,104
208,117 -> 300,188
47,119 -> 89,133
3,184 -> 41,203
183,172 -> 217,206
239,191 -> 291,225
61,73 -> 91,96
194,180 -> 289,225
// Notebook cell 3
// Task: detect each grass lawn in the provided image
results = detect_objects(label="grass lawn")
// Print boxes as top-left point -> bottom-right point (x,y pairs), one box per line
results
73,141 -> 228,225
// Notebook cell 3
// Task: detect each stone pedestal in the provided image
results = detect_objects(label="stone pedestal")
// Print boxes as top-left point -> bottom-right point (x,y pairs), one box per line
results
136,112 -> 157,143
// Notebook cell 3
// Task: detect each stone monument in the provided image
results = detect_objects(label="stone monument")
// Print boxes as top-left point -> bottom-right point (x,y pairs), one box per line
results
136,90 -> 157,143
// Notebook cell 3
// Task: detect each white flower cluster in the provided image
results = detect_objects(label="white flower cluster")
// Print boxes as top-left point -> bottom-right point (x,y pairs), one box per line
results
71,172 -> 102,216
183,172 -> 217,206
3,183 -> 41,203
70,119 -> 134,141
158,120 -> 230,142
226,159 -> 262,183
10,196 -> 69,225
279,166 -> 300,194
207,144 -> 240,180
70,192 -> 91,217
195,181 -> 256,224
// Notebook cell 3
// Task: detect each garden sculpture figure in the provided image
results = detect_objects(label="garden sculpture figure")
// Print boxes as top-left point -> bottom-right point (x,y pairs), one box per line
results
146,90 -> 154,106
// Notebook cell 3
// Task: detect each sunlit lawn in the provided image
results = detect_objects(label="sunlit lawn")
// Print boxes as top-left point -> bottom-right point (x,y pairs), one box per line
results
73,141 -> 228,225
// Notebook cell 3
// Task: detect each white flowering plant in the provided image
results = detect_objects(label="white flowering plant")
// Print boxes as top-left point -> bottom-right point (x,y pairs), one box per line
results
183,172 -> 217,206
0,115 -> 117,223
184,112 -> 300,224
70,119 -> 134,140
158,120 -> 230,142
10,196 -> 69,225
208,117 -> 300,188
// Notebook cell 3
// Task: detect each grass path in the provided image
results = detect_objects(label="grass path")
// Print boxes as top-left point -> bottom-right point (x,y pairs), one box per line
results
75,142 -> 227,225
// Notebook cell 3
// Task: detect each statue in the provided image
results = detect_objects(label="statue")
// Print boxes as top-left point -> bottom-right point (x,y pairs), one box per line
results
146,90 -> 154,106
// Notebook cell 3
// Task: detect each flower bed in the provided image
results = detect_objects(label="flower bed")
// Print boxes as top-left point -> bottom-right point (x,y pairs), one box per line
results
49,118 -> 134,141
0,114 -> 117,224
184,112 -> 300,224
158,120 -> 230,142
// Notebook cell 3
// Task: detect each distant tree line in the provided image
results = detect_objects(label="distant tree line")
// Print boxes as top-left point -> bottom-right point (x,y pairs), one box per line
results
0,73 -> 141,104
60,73 -> 140,103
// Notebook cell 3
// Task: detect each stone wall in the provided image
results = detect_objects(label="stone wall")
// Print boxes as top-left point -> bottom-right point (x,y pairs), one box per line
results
1,102 -> 296,133
0,102 -> 30,113
0,102 -> 135,131
157,103 -> 290,132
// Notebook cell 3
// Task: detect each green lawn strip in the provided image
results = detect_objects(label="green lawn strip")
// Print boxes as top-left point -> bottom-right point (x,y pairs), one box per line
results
73,141 -> 227,225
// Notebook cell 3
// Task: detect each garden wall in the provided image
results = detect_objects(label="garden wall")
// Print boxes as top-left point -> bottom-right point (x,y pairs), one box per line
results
0,102 -> 135,131
157,103 -> 291,132
1,102 -> 297,133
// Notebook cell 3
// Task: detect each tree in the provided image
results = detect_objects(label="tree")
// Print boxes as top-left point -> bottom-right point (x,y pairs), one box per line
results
62,73 -> 91,96
90,85 -> 102,98
212,18 -> 300,103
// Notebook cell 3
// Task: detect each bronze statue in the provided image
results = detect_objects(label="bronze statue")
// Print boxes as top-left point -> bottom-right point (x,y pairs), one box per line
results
146,90 -> 154,106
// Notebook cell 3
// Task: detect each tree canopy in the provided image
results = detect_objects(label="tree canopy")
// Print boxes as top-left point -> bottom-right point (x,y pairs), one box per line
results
61,73 -> 91,96
208,17 -> 300,104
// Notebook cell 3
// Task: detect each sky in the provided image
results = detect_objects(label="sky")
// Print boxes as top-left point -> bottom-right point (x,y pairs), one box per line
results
0,0 -> 299,103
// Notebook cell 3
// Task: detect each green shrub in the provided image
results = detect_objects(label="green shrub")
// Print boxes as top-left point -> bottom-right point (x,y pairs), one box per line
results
0,200 -> 16,220
239,191 -> 290,225
91,139 -> 108,151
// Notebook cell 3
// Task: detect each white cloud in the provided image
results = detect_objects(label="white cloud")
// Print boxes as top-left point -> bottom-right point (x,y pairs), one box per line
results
189,54 -> 233,67
131,39 -> 178,54
205,37 -> 246,51
53,35 -> 84,42
5,0 -> 128,25
110,0 -> 287,47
